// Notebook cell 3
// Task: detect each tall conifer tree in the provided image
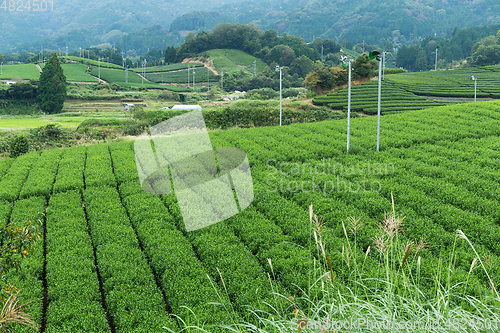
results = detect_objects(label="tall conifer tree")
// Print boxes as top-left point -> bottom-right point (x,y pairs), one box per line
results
38,53 -> 66,114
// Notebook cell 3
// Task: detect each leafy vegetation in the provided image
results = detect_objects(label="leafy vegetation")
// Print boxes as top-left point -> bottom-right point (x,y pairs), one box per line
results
0,64 -> 40,80
61,56 -> 123,69
38,54 -> 67,114
60,64 -> 99,82
206,49 -> 267,75
1,101 -> 500,330
8,135 -> 29,158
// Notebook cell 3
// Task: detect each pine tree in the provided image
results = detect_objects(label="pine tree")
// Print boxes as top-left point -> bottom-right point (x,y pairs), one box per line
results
164,46 -> 177,64
38,53 -> 67,114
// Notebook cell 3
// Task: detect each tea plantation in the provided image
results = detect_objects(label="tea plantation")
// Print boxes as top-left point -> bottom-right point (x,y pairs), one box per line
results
2,101 -> 500,331
313,65 -> 500,115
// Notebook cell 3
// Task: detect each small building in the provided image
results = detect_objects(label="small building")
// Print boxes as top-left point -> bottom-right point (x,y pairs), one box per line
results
124,103 -> 135,111
171,105 -> 202,110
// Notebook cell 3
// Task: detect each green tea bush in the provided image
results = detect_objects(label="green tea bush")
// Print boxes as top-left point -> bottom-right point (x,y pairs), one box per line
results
9,134 -> 29,158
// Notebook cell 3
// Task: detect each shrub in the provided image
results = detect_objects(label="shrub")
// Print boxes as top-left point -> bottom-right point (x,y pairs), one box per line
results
9,134 -> 29,158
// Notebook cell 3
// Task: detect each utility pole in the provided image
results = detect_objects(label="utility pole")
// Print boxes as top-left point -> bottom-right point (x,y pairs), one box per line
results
187,65 -> 190,87
376,59 -> 382,151
221,71 -> 224,99
435,46 -> 438,71
125,65 -> 128,83
275,66 -> 283,127
193,69 -> 195,87
321,45 -> 324,62
207,67 -> 210,93
472,76 -> 477,102
98,57 -> 100,80
253,60 -> 256,77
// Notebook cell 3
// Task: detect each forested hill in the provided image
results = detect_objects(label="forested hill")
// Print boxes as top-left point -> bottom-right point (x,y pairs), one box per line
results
0,0 -> 247,52
3,0 -> 500,58
171,0 -> 500,46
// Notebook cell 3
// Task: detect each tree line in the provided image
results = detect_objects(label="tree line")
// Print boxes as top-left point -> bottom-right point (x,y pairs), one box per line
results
396,24 -> 500,71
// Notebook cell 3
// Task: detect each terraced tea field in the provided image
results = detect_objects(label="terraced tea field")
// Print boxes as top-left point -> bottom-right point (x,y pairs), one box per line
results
2,101 -> 500,332
314,65 -> 500,114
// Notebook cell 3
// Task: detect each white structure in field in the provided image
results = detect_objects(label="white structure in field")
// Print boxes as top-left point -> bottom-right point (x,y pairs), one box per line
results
171,105 -> 202,110
124,103 -> 135,111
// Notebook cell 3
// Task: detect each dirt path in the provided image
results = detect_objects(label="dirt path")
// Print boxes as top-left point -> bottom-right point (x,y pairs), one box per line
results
36,63 -> 42,73
136,72 -> 151,82
182,58 -> 219,75
69,81 -> 100,84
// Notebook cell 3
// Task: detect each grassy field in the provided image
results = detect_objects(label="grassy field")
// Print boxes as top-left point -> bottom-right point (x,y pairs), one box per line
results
90,67 -> 143,84
207,49 -> 267,75
61,56 -> 123,69
61,64 -> 99,82
146,68 -> 219,84
130,63 -> 204,73
0,64 -> 40,80
88,67 -> 189,91
0,115 -> 84,130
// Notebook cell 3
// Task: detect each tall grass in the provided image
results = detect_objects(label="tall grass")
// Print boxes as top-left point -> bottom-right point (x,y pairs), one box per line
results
166,194 -> 500,332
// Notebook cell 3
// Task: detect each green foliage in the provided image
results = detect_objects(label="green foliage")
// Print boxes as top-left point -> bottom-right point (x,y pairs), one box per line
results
84,145 -> 117,188
38,54 -> 67,114
303,66 -> 348,94
313,80 -> 446,114
164,45 -> 177,63
289,55 -> 314,79
19,149 -> 61,199
61,56 -> 123,69
9,134 -> 29,158
207,49 -> 266,76
114,25 -> 183,57
245,88 -> 278,100
470,33 -> 500,66
0,64 -> 41,80
83,186 -> 177,332
352,53 -> 379,79
202,100 -> 346,129
45,191 -> 109,332
3,100 -> 500,330
130,62 -> 204,73
52,145 -> 86,194
396,25 -> 500,71
146,67 -> 218,84
123,192 -> 236,329
60,63 -> 99,82
0,213 -> 41,277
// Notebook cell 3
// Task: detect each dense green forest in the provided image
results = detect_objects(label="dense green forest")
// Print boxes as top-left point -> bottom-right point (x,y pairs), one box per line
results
3,0 -> 500,60
0,0 -> 248,52
170,0 -> 500,47
396,24 -> 500,71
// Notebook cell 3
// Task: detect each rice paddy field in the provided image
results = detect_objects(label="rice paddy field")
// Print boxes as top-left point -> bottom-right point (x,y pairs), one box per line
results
2,100 -> 500,332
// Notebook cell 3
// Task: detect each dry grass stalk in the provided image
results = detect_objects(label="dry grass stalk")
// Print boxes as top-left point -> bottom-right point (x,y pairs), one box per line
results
401,242 -> 413,268
469,258 -> 478,274
0,288 -> 38,331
